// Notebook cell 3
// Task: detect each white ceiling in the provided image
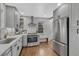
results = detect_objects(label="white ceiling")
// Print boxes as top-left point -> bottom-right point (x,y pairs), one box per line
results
6,3 -> 57,18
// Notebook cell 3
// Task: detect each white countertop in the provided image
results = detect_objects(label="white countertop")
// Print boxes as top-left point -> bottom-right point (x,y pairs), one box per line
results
0,35 -> 22,56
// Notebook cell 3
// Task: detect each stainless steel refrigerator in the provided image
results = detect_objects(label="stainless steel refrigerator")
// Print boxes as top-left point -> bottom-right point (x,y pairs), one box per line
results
53,17 -> 69,56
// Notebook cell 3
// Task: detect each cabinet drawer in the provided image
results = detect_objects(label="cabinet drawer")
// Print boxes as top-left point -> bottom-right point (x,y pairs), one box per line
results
53,40 -> 67,56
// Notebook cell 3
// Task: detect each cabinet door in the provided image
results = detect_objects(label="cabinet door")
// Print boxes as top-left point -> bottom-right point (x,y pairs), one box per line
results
6,51 -> 12,56
71,4 -> 79,28
1,4 -> 6,28
2,48 -> 12,56
22,35 -> 27,47
19,37 -> 22,49
0,4 -> 1,29
58,4 -> 69,17
53,4 -> 70,18
6,6 -> 15,28
12,42 -> 18,56
4,50 -> 12,56
14,10 -> 20,28
17,37 -> 22,55
69,4 -> 79,56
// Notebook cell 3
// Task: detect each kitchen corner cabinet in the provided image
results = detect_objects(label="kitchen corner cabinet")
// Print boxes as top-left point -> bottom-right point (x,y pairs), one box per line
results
5,5 -> 20,28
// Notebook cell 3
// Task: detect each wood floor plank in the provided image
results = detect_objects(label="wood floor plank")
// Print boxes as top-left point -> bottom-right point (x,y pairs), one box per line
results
20,41 -> 57,56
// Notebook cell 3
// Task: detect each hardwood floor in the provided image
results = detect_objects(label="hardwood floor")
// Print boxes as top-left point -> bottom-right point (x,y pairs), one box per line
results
20,41 -> 58,56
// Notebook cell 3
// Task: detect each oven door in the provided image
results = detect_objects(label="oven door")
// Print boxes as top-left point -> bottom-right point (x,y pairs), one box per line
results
27,35 -> 38,43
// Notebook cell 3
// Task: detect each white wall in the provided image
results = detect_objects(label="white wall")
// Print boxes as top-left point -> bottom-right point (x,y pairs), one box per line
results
34,17 -> 53,41
34,18 -> 47,38
48,19 -> 54,40
43,19 -> 54,41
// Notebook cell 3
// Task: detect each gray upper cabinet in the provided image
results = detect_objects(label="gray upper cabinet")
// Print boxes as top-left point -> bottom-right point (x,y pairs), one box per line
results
0,4 -> 6,29
14,10 -> 20,28
71,4 -> 79,28
6,5 -> 15,28
53,4 -> 70,19
5,5 -> 20,28
0,4 -> 1,29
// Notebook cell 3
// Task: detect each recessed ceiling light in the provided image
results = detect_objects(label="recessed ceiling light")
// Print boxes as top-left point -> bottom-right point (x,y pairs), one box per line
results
57,3 -> 62,6
21,11 -> 24,15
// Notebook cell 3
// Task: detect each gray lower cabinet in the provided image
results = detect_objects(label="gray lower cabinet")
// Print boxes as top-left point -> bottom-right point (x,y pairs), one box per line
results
2,47 -> 12,56
17,37 -> 22,55
22,34 -> 27,47
2,36 -> 23,56
53,40 -> 67,56
12,42 -> 18,56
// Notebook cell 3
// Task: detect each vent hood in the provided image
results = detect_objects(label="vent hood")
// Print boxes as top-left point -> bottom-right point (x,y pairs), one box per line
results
28,16 -> 36,26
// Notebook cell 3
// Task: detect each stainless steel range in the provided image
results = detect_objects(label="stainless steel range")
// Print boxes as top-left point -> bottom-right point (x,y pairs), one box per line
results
27,33 -> 39,46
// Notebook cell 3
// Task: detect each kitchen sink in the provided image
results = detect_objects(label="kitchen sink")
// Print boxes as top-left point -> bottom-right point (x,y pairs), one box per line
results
0,38 -> 16,44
